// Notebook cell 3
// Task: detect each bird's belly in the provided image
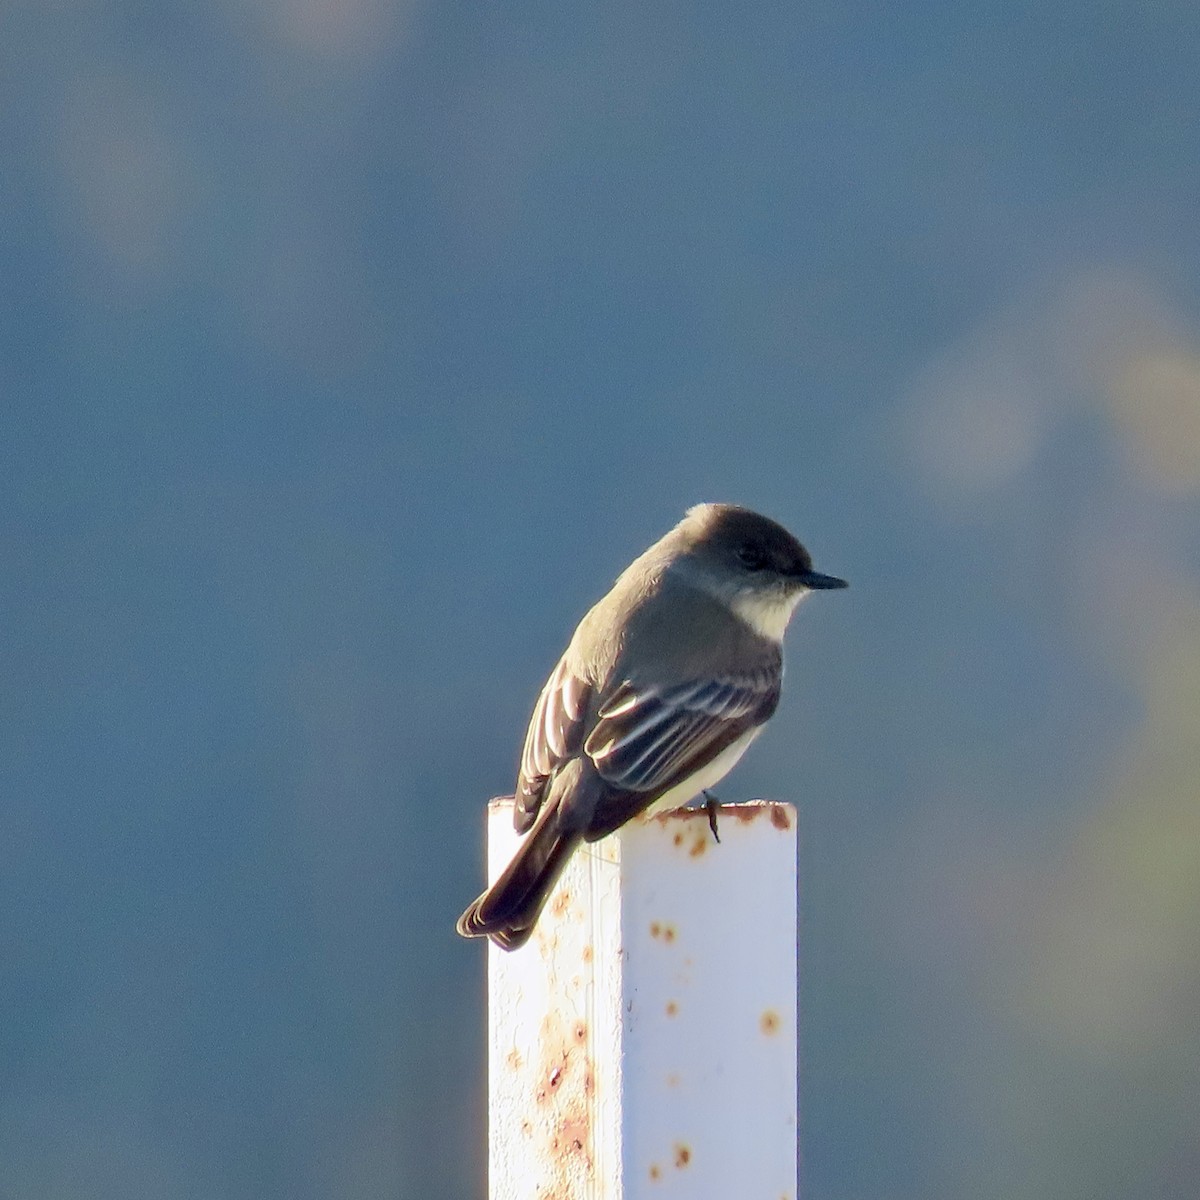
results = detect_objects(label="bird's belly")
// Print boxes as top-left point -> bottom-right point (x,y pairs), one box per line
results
640,727 -> 763,819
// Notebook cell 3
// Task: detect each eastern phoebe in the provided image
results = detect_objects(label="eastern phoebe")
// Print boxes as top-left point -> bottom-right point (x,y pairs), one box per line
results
456,503 -> 846,950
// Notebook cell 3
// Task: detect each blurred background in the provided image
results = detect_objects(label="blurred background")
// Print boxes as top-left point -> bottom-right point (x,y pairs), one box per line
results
3,1 -> 1199,1197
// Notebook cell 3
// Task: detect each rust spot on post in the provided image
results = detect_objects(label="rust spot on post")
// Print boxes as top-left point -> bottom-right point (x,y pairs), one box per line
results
760,1009 -> 781,1035
530,1009 -> 596,1192
688,835 -> 707,857
551,889 -> 571,916
662,924 -> 677,943
673,831 -> 684,847
770,804 -> 791,831
649,1163 -> 661,1181
557,1116 -> 588,1156
649,921 -> 661,938
665,1000 -> 678,1017
674,1143 -> 692,1168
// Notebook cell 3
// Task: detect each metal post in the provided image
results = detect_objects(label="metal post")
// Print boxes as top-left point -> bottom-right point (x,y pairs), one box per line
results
485,798 -> 799,1200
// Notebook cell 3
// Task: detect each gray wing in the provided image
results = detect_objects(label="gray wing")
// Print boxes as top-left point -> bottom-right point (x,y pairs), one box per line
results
513,656 -> 592,833
581,663 -> 781,835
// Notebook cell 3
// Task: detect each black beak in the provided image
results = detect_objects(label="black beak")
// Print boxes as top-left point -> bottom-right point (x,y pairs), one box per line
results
797,569 -> 848,590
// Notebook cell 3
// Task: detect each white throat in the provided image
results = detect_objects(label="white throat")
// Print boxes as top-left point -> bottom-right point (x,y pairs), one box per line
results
730,588 -> 806,641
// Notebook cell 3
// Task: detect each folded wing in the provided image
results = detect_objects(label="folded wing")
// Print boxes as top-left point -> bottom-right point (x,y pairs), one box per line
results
581,663 -> 781,836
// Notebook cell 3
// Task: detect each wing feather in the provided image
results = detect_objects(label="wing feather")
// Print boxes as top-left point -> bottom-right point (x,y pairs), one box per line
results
514,658 -> 591,834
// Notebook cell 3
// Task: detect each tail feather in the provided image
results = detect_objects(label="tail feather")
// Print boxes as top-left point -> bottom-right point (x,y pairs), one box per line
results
456,807 -> 583,951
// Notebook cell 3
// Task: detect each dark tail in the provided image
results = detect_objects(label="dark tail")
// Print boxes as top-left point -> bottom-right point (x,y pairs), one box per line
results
456,803 -> 583,951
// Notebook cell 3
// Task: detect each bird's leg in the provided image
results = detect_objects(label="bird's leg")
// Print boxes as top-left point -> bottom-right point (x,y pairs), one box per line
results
703,790 -> 721,843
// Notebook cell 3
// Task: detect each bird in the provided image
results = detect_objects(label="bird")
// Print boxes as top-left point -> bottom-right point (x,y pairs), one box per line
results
456,503 -> 846,950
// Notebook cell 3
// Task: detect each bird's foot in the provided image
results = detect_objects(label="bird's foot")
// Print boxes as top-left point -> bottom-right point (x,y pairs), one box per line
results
703,790 -> 721,843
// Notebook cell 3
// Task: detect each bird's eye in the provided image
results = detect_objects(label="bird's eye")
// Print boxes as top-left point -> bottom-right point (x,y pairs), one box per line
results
736,543 -> 769,571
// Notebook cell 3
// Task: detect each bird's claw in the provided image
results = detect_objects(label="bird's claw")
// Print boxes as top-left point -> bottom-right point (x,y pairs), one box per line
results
703,790 -> 721,843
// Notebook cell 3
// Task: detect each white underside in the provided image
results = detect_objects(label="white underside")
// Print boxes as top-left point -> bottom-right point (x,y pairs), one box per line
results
640,726 -> 763,818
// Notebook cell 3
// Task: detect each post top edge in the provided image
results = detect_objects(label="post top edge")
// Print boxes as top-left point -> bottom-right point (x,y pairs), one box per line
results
484,796 -> 796,825
650,800 -> 797,830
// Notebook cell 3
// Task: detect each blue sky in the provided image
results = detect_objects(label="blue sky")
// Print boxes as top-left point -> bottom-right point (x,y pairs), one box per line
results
3,2 -> 1200,1197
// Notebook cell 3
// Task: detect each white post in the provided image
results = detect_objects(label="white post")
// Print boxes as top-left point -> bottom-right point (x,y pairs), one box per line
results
485,798 -> 799,1200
